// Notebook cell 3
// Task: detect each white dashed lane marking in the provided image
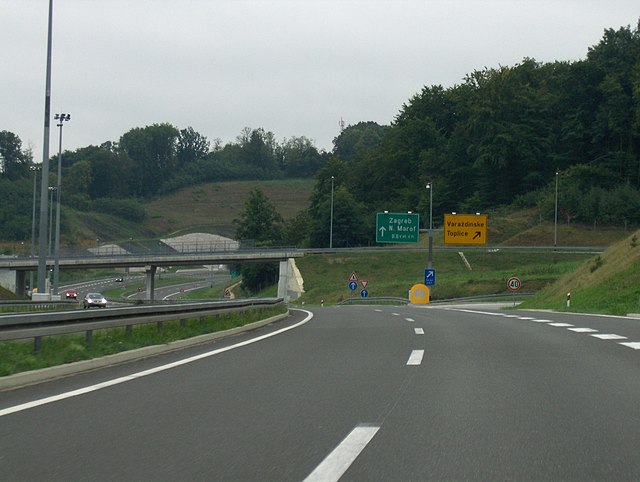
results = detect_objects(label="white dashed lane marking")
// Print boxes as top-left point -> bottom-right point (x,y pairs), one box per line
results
568,328 -> 598,333
304,425 -> 380,482
592,334 -> 628,340
619,342 -> 640,350
548,323 -> 574,327
405,318 -> 415,322
407,350 -> 424,366
414,328 -> 424,335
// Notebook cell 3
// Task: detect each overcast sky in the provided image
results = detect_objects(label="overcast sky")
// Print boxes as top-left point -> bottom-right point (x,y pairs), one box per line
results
2,1 -> 638,158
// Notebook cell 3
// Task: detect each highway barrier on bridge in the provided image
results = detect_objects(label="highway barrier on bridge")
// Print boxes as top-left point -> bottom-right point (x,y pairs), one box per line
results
0,298 -> 283,353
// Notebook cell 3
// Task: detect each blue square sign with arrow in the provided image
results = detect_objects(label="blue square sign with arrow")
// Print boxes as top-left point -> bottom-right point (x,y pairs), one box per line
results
424,268 -> 436,286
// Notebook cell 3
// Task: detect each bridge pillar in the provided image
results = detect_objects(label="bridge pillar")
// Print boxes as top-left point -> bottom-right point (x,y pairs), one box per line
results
145,265 -> 156,301
277,260 -> 290,303
15,270 -> 26,299
0,269 -> 23,298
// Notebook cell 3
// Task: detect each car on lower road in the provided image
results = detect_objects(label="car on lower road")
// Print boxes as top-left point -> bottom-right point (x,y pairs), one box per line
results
65,289 -> 78,300
83,292 -> 108,309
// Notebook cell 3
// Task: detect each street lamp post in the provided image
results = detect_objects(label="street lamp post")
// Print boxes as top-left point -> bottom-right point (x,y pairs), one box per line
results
37,0 -> 54,295
30,166 -> 39,292
426,182 -> 433,268
53,113 -> 70,295
329,176 -> 335,248
554,170 -> 559,248
48,186 -> 56,257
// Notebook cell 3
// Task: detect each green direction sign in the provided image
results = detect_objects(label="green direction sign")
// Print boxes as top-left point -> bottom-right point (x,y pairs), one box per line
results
376,212 -> 420,243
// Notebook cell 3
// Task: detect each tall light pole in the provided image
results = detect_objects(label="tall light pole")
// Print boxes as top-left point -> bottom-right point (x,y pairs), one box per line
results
53,113 -> 70,295
426,182 -> 433,268
48,186 -> 56,257
30,166 -> 39,292
37,0 -> 54,295
329,176 -> 335,248
554,170 -> 559,248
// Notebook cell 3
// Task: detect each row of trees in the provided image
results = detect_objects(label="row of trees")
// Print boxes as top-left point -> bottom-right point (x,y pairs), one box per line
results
2,22 -> 639,250
0,126 -> 328,240
236,21 -> 640,257
312,22 -> 640,229
62,125 -> 327,200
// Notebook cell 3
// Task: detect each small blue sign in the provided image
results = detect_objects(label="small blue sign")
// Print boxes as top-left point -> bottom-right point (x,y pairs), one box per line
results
348,281 -> 358,291
360,289 -> 369,298
424,268 -> 436,286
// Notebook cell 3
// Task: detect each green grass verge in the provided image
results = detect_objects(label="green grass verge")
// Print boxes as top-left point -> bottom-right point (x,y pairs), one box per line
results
293,249 -> 594,305
0,305 -> 286,377
520,230 -> 640,315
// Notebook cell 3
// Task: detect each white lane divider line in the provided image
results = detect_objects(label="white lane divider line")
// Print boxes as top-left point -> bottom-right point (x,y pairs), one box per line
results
548,323 -> 574,327
592,334 -> 628,340
304,424 -> 380,482
619,342 -> 640,350
405,318 -> 415,322
407,350 -> 424,366
0,310 -> 315,418
392,313 -> 400,316
518,317 -> 536,320
533,319 -> 553,323
414,328 -> 424,335
567,328 -> 598,333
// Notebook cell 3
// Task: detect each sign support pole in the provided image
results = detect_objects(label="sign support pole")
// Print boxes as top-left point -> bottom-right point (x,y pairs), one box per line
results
427,183 -> 433,268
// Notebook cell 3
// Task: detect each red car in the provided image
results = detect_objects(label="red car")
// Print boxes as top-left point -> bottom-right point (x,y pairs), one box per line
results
65,289 -> 78,300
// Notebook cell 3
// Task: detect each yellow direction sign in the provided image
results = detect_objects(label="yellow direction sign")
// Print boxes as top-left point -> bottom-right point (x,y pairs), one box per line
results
444,213 -> 488,245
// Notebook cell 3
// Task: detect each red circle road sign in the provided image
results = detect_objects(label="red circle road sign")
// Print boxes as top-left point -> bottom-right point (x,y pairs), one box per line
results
507,277 -> 521,291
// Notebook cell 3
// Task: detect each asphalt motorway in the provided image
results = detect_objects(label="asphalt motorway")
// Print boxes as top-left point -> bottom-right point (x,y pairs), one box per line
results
2,304 -> 640,480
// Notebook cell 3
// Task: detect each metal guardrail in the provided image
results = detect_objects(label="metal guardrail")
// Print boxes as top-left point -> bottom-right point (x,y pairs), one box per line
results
0,298 -> 283,353
429,293 -> 534,304
338,297 -> 410,305
338,293 -> 532,306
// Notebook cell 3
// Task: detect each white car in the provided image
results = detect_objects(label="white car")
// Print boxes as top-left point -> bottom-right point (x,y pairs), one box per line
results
83,292 -> 108,309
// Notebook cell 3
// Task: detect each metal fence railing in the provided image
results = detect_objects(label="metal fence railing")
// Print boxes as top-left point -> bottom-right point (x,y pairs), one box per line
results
0,298 -> 283,353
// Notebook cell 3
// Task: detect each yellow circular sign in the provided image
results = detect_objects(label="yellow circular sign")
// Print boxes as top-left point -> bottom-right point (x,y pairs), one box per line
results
410,284 -> 430,304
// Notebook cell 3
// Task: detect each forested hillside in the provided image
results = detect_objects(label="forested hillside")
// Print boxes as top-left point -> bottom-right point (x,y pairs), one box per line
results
1,20 -> 638,249
326,21 -> 640,234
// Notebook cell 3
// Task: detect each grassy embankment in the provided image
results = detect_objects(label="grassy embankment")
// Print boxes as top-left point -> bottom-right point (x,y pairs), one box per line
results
292,249 -> 595,305
519,230 -> 640,315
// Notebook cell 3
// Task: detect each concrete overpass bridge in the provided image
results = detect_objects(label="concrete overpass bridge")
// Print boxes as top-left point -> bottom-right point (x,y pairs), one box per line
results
0,247 -> 304,302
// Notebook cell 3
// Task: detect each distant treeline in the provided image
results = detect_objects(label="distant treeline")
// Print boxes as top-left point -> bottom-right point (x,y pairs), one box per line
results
0,126 -> 329,240
1,20 -> 639,245
325,21 -> 640,233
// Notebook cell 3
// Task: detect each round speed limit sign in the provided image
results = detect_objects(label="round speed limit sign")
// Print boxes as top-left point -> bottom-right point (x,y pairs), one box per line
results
507,277 -> 521,291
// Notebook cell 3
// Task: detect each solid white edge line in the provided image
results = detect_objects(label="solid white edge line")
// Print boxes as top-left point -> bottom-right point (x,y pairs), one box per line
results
407,350 -> 424,365
0,310 -> 314,418
304,425 -> 380,482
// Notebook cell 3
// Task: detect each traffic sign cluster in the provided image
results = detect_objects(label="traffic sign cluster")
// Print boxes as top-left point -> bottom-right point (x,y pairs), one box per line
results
348,271 -> 369,298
